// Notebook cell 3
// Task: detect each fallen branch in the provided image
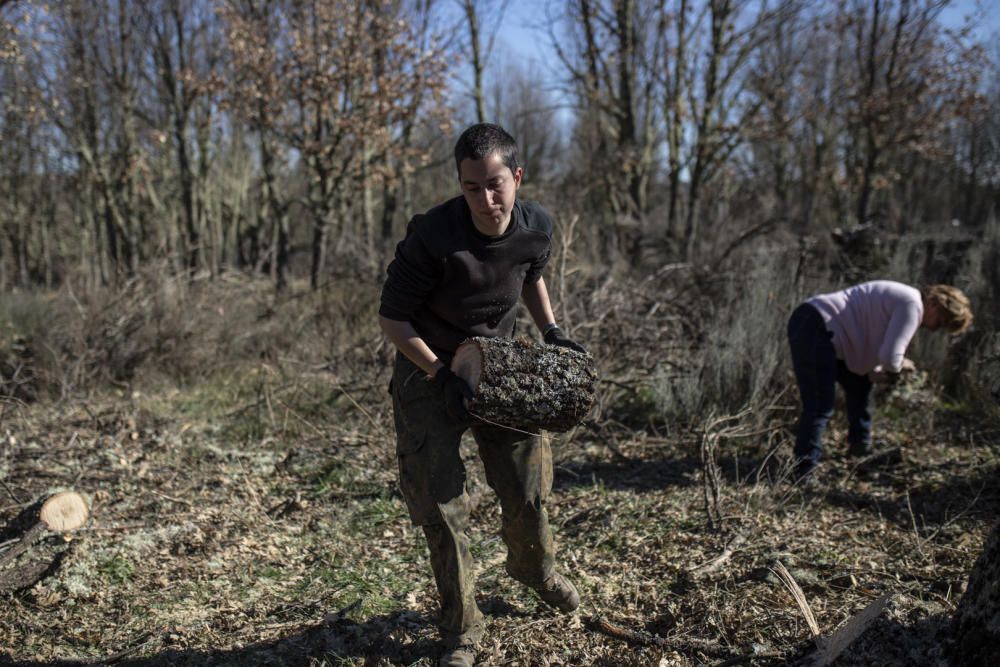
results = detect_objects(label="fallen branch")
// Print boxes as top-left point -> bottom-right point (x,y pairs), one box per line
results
688,531 -> 748,580
584,615 -> 729,657
856,447 -> 903,470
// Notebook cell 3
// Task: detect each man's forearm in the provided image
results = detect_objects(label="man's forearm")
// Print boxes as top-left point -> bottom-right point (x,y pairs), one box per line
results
521,277 -> 556,332
378,315 -> 445,376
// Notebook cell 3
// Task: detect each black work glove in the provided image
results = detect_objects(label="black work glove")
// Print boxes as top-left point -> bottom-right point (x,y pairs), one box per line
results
434,367 -> 474,422
543,325 -> 587,354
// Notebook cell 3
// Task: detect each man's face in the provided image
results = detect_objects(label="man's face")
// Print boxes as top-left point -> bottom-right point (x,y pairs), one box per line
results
459,153 -> 522,236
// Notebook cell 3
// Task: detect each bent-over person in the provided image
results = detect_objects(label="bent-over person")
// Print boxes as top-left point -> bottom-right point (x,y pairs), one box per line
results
378,123 -> 585,667
788,281 -> 972,482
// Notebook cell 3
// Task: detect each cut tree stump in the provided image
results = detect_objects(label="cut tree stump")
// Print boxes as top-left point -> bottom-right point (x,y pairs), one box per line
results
451,336 -> 597,433
950,520 -> 1000,666
0,491 -> 89,592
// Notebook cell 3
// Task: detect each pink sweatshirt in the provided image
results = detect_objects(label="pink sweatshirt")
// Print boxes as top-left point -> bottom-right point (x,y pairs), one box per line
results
807,281 -> 923,375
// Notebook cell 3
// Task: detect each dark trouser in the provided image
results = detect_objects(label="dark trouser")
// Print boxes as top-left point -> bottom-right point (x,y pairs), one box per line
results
390,353 -> 555,641
788,303 -> 873,467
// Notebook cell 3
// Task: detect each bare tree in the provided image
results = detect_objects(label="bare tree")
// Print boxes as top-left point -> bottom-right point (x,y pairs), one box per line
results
663,0 -> 691,240
0,0 -> 997,290
950,520 -> 1000,666
146,0 -> 223,276
490,60 -> 564,192
48,0 -> 154,282
833,0 -> 984,230
1,3 -> 29,287
679,0 -> 775,259
220,0 -> 293,290
457,0 -> 509,123
553,0 -> 665,259
224,0 -> 449,289
376,0 -> 450,250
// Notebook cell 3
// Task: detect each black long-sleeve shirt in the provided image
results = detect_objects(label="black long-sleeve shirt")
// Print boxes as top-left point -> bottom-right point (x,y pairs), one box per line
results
379,195 -> 553,359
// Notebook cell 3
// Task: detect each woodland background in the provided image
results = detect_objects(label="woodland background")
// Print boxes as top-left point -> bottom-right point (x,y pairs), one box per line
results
1,1 -> 999,666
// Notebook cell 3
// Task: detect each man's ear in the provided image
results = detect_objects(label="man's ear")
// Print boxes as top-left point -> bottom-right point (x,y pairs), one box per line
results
513,167 -> 523,188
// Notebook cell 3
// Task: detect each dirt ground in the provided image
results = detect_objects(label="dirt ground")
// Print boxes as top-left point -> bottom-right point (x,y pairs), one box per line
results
0,358 -> 996,667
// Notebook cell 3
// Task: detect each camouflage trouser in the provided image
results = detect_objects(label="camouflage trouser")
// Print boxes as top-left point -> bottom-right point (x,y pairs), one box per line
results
390,353 -> 556,640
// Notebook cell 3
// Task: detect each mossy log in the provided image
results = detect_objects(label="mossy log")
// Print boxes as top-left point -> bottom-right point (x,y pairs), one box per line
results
451,336 -> 597,433
950,520 -> 1000,666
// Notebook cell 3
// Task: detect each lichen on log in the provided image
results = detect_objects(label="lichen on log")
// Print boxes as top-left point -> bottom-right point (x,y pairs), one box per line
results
950,520 -> 1000,666
451,336 -> 597,433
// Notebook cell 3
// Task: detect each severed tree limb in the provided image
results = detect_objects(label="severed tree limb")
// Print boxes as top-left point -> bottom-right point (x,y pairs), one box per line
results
0,522 -> 48,571
585,615 -> 729,657
584,615 -> 669,648
770,561 -> 890,667
0,491 -> 89,572
0,544 -> 73,593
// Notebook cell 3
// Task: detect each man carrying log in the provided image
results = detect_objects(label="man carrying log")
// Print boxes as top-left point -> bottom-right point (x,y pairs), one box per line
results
378,123 -> 585,667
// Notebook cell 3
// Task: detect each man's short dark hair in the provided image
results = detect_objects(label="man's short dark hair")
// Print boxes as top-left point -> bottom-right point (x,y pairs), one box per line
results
454,123 -> 519,177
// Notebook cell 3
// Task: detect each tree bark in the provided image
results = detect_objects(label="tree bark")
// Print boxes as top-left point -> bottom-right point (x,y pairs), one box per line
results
451,337 -> 597,433
950,520 -> 1000,666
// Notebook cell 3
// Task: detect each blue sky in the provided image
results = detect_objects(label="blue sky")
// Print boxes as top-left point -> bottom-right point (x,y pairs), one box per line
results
448,0 -> 1000,130
497,0 -> 1000,62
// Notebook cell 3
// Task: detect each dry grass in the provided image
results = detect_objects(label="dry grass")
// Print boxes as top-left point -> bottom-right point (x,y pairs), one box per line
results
0,264 -> 997,666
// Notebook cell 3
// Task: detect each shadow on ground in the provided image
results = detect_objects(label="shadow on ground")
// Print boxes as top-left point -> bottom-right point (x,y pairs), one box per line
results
0,610 -> 438,667
824,463 -> 1000,533
553,455 -> 701,493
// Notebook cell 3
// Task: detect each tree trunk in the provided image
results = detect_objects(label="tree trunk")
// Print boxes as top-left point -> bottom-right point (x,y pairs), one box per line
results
310,216 -> 328,291
950,520 -> 1000,666
462,0 -> 487,123
451,337 -> 597,433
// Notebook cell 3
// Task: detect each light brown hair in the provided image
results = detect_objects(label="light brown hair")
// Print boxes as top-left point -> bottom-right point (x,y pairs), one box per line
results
922,285 -> 973,335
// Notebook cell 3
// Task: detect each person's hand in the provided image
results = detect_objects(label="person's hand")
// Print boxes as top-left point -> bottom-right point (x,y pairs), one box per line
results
868,365 -> 892,385
869,358 -> 916,387
543,325 -> 587,354
433,367 -> 474,421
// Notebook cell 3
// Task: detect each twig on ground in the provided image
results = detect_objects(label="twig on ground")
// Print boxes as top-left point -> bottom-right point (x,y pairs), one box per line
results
903,491 -> 926,560
700,407 -> 754,526
687,531 -> 748,580
0,478 -> 22,504
585,615 -> 730,656
150,489 -> 194,507
771,561 -> 820,638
